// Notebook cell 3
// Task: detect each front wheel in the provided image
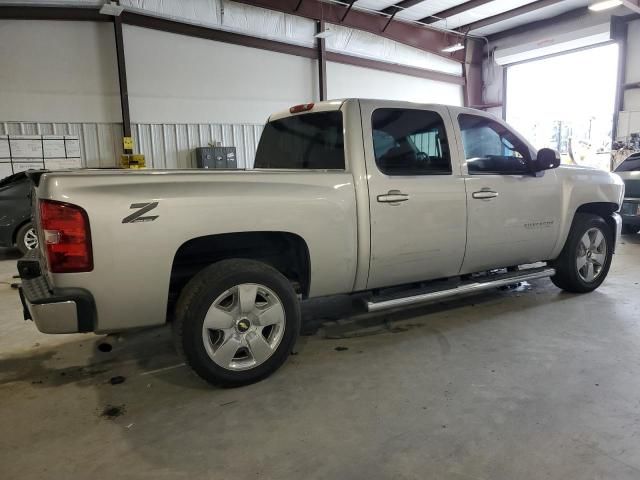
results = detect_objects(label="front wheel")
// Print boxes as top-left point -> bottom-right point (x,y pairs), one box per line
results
551,213 -> 613,293
622,224 -> 640,235
173,259 -> 300,387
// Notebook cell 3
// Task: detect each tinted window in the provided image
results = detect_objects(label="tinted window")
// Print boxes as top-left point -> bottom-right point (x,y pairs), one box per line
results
614,153 -> 640,172
254,111 -> 344,169
372,109 -> 451,176
459,114 -> 531,174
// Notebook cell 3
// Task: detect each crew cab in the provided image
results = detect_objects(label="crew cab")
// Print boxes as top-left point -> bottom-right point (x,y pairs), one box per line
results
18,99 -> 624,386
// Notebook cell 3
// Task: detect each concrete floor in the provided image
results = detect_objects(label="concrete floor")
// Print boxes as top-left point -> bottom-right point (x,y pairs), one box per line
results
2,237 -> 640,480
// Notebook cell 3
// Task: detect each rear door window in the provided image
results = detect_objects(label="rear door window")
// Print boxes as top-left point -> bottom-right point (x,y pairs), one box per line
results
254,111 -> 345,169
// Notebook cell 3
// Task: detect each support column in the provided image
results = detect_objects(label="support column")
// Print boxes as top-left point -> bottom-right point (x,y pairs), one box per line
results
463,37 -> 484,109
316,20 -> 327,102
113,12 -> 132,154
611,16 -> 629,144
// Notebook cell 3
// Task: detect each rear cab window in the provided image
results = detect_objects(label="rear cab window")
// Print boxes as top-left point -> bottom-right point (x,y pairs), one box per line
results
254,111 -> 345,170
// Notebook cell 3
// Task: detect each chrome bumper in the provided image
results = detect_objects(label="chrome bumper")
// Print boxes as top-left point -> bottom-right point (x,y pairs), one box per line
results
20,287 -> 80,334
18,253 -> 95,334
612,212 -> 623,251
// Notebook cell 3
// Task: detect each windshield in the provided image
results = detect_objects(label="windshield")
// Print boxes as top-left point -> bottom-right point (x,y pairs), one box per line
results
615,154 -> 640,172
254,111 -> 344,169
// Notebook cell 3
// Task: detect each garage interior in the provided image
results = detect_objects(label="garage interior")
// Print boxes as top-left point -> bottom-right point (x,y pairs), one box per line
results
2,1 -> 640,479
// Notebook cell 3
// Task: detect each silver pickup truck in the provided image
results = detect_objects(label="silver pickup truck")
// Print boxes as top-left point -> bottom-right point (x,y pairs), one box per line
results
18,99 -> 624,386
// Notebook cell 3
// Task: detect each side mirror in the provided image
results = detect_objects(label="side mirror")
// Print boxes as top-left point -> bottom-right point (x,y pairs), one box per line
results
532,148 -> 561,172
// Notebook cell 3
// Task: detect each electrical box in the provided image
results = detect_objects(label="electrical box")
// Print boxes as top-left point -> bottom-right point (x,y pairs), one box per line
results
194,147 -> 237,169
121,154 -> 146,169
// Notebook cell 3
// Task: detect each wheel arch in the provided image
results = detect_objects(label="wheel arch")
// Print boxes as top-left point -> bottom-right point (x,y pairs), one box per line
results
575,202 -> 619,250
168,231 -> 311,316
553,202 -> 619,260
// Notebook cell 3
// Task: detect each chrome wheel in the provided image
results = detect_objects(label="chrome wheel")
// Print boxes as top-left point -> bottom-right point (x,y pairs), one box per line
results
202,283 -> 286,371
576,227 -> 607,283
23,227 -> 38,250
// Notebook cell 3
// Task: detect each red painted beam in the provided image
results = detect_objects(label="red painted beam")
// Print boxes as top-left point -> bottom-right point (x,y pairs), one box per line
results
231,0 -> 465,62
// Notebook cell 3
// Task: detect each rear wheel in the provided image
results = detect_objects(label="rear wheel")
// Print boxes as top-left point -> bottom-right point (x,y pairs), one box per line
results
174,259 -> 300,387
551,213 -> 613,293
622,224 -> 640,235
16,222 -> 38,255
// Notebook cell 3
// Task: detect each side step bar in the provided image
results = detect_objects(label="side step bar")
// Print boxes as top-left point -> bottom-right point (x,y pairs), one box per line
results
366,267 -> 556,313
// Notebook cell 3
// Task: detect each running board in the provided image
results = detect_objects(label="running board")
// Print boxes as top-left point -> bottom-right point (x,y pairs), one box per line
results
366,267 -> 556,313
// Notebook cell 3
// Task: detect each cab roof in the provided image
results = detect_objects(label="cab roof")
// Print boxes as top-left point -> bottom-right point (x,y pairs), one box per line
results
268,99 -> 497,123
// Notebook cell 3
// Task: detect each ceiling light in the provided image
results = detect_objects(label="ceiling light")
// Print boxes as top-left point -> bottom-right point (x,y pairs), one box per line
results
314,30 -> 334,39
99,1 -> 124,16
588,0 -> 623,11
442,43 -> 464,53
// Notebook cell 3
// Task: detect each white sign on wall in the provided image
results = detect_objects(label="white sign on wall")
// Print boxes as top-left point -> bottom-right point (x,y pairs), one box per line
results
0,135 -> 82,180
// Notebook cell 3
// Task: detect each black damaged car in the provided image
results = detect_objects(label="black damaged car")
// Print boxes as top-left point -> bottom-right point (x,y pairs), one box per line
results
0,172 -> 38,254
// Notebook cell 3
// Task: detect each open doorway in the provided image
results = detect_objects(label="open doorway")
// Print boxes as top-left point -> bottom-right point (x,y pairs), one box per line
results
506,43 -> 619,171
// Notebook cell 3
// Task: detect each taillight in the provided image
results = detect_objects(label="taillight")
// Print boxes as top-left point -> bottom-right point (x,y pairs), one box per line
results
39,199 -> 93,273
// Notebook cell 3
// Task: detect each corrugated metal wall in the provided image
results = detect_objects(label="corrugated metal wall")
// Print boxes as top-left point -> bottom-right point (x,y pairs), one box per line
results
0,121 -> 263,169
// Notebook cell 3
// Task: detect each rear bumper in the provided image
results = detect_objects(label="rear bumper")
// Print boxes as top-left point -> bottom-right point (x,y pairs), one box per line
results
18,254 -> 96,334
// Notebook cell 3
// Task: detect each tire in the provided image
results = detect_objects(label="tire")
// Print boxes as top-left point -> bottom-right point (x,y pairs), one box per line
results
622,224 -> 640,235
173,259 -> 300,387
16,222 -> 38,255
551,213 -> 613,293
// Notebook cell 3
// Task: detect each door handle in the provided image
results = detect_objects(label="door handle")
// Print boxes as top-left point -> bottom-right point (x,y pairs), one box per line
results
377,190 -> 409,205
472,189 -> 499,200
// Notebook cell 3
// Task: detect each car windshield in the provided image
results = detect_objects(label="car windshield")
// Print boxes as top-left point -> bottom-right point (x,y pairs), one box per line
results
615,154 -> 640,172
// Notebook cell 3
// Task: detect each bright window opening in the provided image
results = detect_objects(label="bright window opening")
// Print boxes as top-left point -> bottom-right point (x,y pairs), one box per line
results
506,43 -> 619,171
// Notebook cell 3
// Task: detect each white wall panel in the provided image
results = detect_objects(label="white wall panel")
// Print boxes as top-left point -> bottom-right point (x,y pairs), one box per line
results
0,20 -> 121,123
326,62 -> 463,106
123,25 -> 316,124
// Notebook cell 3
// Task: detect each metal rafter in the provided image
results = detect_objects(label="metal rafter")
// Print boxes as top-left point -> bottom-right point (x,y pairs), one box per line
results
456,0 -> 565,33
230,0 -> 466,61
340,0 -> 357,21
381,0 -> 428,15
621,0 -> 640,13
420,0 -> 494,25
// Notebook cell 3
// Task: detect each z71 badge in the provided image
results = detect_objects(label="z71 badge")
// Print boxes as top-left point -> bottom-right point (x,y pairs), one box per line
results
122,202 -> 159,223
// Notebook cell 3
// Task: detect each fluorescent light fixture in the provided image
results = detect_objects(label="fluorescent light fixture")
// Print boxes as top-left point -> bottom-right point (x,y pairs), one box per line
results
442,43 -> 464,53
314,30 -> 334,39
99,1 -> 124,16
588,0 -> 622,11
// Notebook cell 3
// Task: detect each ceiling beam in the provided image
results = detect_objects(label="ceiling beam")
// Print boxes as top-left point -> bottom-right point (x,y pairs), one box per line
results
381,0 -> 428,15
0,5 -> 106,21
622,0 -> 640,14
231,0 -> 466,61
420,0 -> 494,25
486,6 -> 588,42
456,0 -> 565,33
